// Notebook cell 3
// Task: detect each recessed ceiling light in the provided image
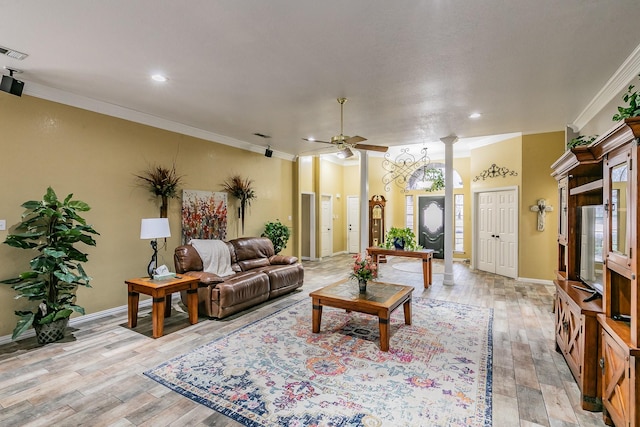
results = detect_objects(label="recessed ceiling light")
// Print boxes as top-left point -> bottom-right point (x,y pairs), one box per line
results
469,112 -> 482,119
306,137 -> 316,142
151,74 -> 167,82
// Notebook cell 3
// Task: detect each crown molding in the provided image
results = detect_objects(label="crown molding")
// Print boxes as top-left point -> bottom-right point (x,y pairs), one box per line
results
571,43 -> 640,131
22,82 -> 296,161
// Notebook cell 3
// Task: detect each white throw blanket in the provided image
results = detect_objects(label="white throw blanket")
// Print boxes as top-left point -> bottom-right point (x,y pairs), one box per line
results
189,239 -> 235,277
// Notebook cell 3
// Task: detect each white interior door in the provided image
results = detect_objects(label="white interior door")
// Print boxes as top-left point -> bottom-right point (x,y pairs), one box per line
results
495,190 -> 517,277
477,192 -> 496,273
347,196 -> 359,253
476,189 -> 518,278
321,195 -> 333,257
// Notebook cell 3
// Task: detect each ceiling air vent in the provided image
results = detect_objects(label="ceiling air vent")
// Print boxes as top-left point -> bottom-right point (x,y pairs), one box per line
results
0,45 -> 28,60
253,133 -> 271,139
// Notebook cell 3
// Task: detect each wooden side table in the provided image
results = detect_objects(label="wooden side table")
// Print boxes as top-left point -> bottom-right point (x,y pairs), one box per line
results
125,275 -> 200,338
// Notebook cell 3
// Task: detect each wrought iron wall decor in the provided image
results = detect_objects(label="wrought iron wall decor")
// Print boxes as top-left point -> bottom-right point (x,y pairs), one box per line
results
382,147 -> 431,193
473,163 -> 518,182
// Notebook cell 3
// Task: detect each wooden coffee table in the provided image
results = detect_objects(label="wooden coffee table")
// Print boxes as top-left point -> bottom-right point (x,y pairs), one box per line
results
125,275 -> 200,338
309,279 -> 413,351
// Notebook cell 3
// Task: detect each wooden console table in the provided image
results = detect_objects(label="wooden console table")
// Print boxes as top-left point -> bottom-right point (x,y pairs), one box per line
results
125,275 -> 200,338
366,247 -> 434,288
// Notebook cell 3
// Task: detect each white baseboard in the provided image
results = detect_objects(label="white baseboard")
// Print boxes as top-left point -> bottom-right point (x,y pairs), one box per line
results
0,299 -> 153,346
517,277 -> 554,285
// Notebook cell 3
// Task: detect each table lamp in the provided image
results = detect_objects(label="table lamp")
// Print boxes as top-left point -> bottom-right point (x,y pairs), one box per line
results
140,218 -> 171,277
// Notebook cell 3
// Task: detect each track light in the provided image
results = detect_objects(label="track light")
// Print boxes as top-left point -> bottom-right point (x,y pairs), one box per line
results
265,145 -> 273,158
1,67 -> 23,97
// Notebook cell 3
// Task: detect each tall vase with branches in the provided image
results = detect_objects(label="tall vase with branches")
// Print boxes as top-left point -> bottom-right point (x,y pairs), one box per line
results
222,175 -> 256,235
135,163 -> 184,218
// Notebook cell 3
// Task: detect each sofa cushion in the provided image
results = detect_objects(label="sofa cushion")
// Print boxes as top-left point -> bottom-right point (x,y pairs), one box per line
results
182,271 -> 224,286
231,237 -> 275,261
174,245 -> 203,273
238,257 -> 271,271
262,264 -> 304,298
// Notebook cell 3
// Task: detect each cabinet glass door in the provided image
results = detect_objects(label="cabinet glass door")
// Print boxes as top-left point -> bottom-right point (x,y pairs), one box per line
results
610,162 -> 628,256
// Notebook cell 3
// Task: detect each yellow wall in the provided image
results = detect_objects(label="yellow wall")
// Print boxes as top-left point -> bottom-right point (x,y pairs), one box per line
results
0,95 -> 294,338
520,132 -> 566,280
470,136 -> 523,190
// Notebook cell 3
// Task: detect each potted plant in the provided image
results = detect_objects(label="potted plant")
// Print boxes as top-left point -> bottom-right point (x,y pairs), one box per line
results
262,219 -> 290,254
222,175 -> 256,235
380,227 -> 421,251
613,73 -> 640,121
567,135 -> 598,150
135,162 -> 184,218
1,187 -> 99,343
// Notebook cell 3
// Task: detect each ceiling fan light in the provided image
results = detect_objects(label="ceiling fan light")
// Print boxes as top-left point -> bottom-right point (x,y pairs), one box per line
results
337,147 -> 354,159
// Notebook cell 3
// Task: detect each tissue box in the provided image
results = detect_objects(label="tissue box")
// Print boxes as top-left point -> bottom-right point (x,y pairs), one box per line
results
153,272 -> 176,280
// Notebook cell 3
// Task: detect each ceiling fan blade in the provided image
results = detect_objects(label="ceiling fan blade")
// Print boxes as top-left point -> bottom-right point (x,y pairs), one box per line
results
353,143 -> 388,152
302,138 -> 332,144
345,135 -> 367,144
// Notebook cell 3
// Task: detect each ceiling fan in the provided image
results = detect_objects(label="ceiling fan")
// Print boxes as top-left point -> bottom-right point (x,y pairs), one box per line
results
302,98 -> 388,158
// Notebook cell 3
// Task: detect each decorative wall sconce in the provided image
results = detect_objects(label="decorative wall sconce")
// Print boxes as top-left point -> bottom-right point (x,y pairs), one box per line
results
382,147 -> 431,193
473,163 -> 518,182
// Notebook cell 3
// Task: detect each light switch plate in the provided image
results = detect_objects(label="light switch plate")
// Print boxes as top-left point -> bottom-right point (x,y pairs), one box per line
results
0,220 -> 5,231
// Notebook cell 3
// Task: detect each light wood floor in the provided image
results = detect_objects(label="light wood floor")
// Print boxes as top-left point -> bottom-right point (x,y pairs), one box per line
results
0,254 -> 607,427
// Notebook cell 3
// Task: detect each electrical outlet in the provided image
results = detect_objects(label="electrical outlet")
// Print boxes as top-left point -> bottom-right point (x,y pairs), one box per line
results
0,219 -> 6,231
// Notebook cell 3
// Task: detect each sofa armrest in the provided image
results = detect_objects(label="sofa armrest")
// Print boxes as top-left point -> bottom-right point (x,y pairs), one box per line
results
183,271 -> 224,286
269,255 -> 298,265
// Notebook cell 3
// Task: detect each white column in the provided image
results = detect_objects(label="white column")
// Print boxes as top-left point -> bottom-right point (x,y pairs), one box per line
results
440,135 -> 458,285
359,150 -> 370,254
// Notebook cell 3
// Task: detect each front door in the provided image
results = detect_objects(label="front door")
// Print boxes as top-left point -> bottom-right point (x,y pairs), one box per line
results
418,196 -> 445,259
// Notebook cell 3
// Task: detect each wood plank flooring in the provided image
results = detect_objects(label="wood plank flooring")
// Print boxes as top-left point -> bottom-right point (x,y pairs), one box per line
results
0,254 -> 608,426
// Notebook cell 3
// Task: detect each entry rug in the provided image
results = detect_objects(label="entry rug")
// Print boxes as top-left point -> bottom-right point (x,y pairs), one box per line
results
145,297 -> 493,426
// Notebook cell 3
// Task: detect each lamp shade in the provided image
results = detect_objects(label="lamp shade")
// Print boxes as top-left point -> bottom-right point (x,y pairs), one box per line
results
140,218 -> 171,239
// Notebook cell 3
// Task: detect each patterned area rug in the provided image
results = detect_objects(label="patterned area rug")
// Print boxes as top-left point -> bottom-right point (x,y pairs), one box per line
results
145,297 -> 493,426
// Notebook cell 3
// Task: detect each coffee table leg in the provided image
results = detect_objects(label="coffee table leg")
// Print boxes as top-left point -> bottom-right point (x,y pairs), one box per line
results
187,289 -> 199,324
128,291 -> 139,328
403,299 -> 412,325
312,301 -> 322,333
152,297 -> 165,338
379,316 -> 390,351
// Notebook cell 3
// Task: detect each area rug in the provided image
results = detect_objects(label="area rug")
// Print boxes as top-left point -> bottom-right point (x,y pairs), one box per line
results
145,297 -> 493,426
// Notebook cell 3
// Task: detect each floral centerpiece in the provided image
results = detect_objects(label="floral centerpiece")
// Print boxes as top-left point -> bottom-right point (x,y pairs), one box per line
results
351,252 -> 377,293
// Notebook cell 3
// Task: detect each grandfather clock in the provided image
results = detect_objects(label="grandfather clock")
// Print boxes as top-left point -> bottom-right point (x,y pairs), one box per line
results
369,195 -> 386,247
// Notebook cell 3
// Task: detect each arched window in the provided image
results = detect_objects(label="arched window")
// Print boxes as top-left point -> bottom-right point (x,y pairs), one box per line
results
407,162 -> 463,191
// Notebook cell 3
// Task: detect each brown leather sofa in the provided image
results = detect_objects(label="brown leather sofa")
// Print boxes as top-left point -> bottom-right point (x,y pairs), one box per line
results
174,237 -> 304,319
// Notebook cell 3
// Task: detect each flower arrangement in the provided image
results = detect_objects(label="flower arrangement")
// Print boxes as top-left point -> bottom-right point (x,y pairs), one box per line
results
222,175 -> 257,235
350,252 -> 378,283
135,162 -> 184,217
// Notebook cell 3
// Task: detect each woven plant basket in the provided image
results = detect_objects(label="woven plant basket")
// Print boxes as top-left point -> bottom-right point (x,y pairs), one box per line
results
35,317 -> 69,344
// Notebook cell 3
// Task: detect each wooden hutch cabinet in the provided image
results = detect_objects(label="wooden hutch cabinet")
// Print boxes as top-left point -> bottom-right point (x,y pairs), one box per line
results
551,143 -> 604,411
552,117 -> 640,426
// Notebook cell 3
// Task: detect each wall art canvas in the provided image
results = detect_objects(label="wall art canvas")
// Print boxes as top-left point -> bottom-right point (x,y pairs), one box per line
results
181,190 -> 228,243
